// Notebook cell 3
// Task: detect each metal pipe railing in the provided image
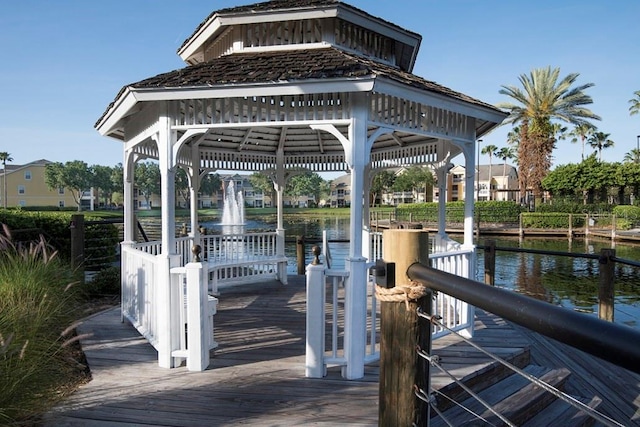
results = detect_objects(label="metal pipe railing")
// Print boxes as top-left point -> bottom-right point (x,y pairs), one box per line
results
407,262 -> 640,374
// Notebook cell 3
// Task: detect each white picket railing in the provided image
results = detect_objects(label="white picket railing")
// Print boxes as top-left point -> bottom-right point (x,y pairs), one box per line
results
429,247 -> 476,338
121,243 -> 162,350
307,230 -> 475,378
201,232 -> 287,294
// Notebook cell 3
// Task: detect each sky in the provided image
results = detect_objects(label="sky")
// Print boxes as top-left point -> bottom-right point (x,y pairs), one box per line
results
1,0 -> 639,174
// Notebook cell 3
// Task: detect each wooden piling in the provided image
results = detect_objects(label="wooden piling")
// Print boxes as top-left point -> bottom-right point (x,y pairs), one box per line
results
379,230 -> 431,427
598,248 -> 615,322
70,214 -> 85,276
484,239 -> 496,286
296,235 -> 305,275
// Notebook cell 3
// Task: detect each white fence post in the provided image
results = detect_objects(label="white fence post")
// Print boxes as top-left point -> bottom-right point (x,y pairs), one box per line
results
277,228 -> 288,284
185,255 -> 210,372
305,247 -> 326,378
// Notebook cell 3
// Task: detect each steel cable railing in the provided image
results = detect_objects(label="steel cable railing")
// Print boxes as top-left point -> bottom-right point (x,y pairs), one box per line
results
406,262 -> 640,426
416,308 -> 623,427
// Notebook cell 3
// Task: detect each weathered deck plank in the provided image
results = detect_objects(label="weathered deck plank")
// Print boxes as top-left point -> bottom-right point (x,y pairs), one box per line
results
45,276 -> 636,426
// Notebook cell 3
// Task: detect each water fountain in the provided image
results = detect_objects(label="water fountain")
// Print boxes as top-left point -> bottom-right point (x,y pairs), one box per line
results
220,180 -> 245,239
221,180 -> 245,226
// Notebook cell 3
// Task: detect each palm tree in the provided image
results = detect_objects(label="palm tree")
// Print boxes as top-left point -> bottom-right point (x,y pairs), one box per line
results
629,90 -> 640,116
497,66 -> 600,199
481,144 -> 498,200
569,123 -> 595,161
506,126 -> 521,148
623,148 -> 640,164
0,152 -> 13,210
587,132 -> 614,161
497,146 -> 515,193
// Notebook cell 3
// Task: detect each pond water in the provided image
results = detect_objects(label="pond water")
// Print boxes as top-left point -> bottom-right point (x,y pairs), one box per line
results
199,214 -> 640,329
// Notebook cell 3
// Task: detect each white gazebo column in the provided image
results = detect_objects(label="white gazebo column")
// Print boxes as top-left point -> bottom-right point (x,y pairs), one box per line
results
361,165 -> 372,261
189,170 -> 199,239
156,111 -> 180,369
122,149 -> 136,243
274,150 -> 287,284
436,162 -> 448,238
463,141 -> 476,247
343,93 -> 370,380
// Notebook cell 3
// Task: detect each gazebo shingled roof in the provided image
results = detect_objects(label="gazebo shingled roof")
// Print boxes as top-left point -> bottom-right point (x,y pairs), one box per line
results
131,48 -> 496,112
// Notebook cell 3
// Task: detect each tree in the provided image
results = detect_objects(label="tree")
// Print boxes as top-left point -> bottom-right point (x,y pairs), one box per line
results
370,170 -> 396,207
91,165 -> 117,207
497,146 -> 515,190
623,149 -> 640,164
587,131 -> 614,161
134,161 -> 161,209
481,144 -> 498,200
392,166 -> 434,202
569,123 -> 595,161
542,155 -> 617,204
285,171 -> 326,207
44,161 -> 93,211
249,172 -> 276,204
110,163 -> 124,205
0,152 -> 13,209
497,66 -> 600,200
200,173 -> 221,198
617,161 -> 640,202
629,90 -> 640,117
175,168 -> 190,207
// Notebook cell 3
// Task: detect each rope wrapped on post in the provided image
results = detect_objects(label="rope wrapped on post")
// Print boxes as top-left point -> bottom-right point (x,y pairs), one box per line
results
375,281 -> 428,311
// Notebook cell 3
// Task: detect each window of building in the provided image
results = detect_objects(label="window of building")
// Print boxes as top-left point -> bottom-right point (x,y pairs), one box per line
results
24,170 -> 32,180
59,201 -> 65,208
58,187 -> 65,194
18,185 -> 25,194
19,200 -> 26,207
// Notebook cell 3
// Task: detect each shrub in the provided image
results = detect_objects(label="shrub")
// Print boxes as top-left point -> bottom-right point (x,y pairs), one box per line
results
86,266 -> 121,297
0,225 -> 85,424
396,201 -> 524,224
521,212 -> 585,229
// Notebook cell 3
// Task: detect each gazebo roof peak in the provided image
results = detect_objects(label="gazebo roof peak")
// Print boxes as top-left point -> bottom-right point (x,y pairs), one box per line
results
178,0 -> 422,73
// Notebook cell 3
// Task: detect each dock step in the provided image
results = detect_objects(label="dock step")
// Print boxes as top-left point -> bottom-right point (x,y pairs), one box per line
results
431,365 -> 571,426
522,395 -> 603,427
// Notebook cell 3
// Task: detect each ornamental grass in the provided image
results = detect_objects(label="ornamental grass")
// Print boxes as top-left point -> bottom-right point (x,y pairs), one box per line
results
0,224 -> 87,425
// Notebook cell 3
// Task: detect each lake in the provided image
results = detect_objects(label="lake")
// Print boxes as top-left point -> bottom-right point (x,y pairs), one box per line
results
201,214 -> 640,329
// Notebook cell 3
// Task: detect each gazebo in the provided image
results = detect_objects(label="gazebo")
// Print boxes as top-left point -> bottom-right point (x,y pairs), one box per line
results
95,0 -> 506,378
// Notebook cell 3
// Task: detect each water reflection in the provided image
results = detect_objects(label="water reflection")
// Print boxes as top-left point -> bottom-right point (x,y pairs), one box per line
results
476,236 -> 640,329
193,215 -> 640,329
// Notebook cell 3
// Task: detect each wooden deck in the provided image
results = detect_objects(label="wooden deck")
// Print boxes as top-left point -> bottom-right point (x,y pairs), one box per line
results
44,276 -> 639,426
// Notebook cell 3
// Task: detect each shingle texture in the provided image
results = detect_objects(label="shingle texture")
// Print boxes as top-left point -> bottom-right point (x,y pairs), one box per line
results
131,47 -> 498,112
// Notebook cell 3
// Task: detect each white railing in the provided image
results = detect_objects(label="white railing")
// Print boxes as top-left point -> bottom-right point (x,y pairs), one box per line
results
429,247 -> 475,338
308,230 -> 475,378
121,243 -> 162,349
201,232 -> 287,293
202,232 -> 278,262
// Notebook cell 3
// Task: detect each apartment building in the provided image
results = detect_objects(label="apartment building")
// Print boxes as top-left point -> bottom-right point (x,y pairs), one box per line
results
0,159 -> 78,208
329,163 -> 519,207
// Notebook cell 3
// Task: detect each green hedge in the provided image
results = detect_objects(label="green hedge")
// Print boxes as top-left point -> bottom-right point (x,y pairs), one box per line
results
0,210 -> 119,267
520,212 -> 586,229
536,201 -> 613,214
396,201 -> 524,224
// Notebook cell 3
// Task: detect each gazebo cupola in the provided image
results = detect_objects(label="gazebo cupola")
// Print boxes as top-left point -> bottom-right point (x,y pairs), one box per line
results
178,0 -> 421,73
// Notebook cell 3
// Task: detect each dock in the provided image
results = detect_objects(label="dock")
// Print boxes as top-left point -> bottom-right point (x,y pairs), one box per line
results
45,276 -> 640,426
